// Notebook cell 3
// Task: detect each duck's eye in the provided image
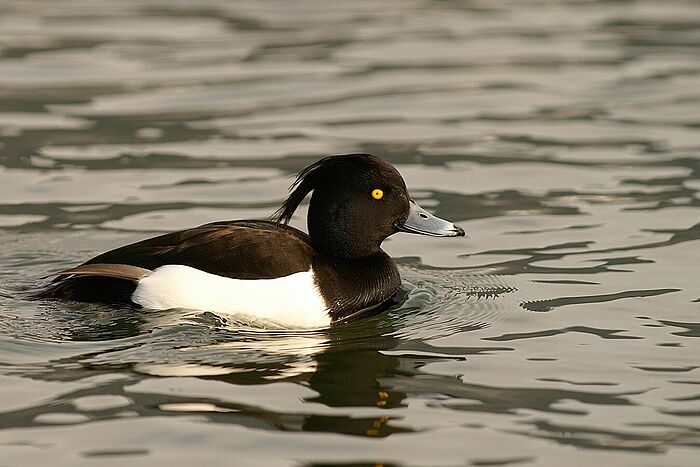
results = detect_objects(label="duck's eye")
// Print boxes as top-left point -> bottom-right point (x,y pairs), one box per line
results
371,189 -> 384,200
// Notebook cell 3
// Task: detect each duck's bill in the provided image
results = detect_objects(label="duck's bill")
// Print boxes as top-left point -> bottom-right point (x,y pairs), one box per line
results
396,201 -> 465,237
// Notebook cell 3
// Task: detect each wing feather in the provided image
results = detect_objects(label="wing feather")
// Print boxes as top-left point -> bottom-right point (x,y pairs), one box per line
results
83,220 -> 314,279
54,264 -> 151,282
39,220 -> 316,302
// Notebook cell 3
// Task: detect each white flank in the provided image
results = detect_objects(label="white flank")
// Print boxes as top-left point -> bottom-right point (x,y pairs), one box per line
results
131,265 -> 330,329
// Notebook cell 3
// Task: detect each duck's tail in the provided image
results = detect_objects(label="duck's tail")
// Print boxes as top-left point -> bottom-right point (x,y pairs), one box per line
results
36,263 -> 152,303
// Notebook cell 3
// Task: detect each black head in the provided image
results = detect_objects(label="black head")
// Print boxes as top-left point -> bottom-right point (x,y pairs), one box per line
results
272,154 -> 464,258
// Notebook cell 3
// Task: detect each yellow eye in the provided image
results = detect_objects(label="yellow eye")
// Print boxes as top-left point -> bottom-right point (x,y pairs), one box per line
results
371,189 -> 384,200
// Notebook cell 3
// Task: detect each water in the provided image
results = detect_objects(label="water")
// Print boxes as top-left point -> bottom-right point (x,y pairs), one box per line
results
1,0 -> 699,464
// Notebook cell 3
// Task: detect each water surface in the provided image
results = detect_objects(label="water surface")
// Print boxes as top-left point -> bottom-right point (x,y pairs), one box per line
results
1,0 -> 700,465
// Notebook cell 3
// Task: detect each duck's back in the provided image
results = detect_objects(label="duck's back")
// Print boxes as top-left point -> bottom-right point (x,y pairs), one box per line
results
41,221 -> 316,303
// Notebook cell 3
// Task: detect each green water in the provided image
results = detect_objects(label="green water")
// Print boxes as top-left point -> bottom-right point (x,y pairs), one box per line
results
1,0 -> 699,465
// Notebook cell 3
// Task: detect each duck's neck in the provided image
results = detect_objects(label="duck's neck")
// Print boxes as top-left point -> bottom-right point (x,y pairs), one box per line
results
309,229 -> 381,258
312,251 -> 401,323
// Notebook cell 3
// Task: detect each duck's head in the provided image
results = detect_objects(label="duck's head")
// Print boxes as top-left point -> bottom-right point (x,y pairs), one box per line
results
273,154 -> 465,258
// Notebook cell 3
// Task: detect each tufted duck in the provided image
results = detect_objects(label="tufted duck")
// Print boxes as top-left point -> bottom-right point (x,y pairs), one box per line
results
39,154 -> 465,328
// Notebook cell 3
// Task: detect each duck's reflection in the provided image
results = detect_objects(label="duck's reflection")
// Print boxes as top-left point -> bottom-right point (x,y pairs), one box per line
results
4,307 -> 416,437
190,316 -> 412,437
11,281 -> 511,439
4,305 -> 652,446
7,284 -> 636,443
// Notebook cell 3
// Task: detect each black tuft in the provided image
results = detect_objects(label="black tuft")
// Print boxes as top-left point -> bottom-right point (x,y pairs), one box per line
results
271,153 -> 379,224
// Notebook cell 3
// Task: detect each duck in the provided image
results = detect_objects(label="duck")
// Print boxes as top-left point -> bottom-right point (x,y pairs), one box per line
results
39,154 -> 465,328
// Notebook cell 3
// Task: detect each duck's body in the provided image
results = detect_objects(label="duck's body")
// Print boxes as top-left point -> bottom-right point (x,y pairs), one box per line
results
39,154 -> 463,327
42,221 -> 400,327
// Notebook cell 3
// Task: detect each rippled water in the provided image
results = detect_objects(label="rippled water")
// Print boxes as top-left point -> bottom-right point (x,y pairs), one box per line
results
1,0 -> 700,465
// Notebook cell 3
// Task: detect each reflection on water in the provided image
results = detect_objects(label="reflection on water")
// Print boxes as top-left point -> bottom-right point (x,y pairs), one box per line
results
1,0 -> 700,464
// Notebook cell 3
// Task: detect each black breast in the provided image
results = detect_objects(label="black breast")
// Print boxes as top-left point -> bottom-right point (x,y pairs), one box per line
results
312,252 -> 401,323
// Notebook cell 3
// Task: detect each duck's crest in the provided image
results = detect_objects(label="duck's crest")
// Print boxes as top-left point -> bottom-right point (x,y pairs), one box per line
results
271,153 -> 378,224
